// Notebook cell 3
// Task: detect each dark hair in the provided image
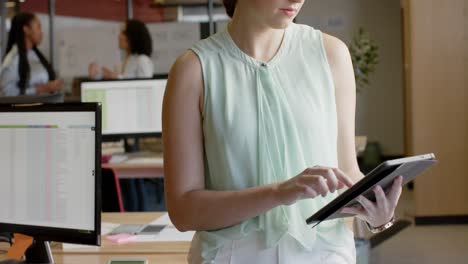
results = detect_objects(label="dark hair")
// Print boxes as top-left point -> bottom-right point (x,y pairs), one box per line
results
223,0 -> 237,18
124,19 -> 152,57
4,12 -> 56,95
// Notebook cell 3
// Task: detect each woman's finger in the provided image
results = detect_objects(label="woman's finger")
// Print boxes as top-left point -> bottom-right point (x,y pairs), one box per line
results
388,176 -> 403,205
315,176 -> 330,197
355,195 -> 375,213
322,168 -> 339,193
301,175 -> 329,197
374,185 -> 388,210
332,168 -> 355,188
306,167 -> 337,192
341,206 -> 365,216
302,185 -> 318,199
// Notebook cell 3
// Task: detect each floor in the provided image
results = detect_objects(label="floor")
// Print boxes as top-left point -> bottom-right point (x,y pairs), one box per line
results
369,188 -> 468,264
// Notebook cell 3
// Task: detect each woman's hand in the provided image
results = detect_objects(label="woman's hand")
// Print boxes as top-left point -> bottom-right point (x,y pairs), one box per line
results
275,166 -> 355,206
88,62 -> 100,79
341,176 -> 403,227
102,67 -> 119,79
36,79 -> 63,94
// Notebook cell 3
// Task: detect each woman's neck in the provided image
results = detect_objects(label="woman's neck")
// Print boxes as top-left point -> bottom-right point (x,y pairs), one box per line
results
121,52 -> 130,74
25,39 -> 34,50
228,10 -> 285,63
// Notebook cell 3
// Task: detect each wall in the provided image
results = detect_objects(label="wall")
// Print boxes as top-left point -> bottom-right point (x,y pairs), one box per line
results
297,0 -> 405,156
406,0 -> 468,217
21,0 -> 165,23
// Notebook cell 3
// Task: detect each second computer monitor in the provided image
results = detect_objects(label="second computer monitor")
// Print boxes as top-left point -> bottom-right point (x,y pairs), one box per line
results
0,103 -> 101,246
81,78 -> 166,137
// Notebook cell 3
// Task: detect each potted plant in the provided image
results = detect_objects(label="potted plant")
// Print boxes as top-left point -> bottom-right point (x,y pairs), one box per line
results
349,27 -> 380,94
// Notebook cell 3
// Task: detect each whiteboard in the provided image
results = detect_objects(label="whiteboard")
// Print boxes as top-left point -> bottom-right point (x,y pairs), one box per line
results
147,22 -> 200,74
36,15 -> 201,77
36,14 -> 121,78
57,26 -> 121,78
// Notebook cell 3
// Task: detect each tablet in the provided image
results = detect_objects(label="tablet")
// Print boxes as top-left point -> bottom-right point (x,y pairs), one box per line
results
306,153 -> 437,226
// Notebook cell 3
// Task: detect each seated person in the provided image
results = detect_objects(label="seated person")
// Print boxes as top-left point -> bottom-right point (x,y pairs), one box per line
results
1,12 -> 62,96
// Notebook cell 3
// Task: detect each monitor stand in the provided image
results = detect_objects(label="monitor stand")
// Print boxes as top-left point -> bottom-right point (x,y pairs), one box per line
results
22,240 -> 54,264
124,137 -> 140,153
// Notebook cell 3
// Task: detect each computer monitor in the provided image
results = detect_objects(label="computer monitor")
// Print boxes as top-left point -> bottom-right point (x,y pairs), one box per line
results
80,78 -> 166,140
0,92 -> 64,104
0,103 -> 101,263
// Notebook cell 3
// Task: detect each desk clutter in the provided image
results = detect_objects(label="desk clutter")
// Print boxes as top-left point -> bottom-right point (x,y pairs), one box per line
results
62,213 -> 194,249
102,138 -> 164,165
102,138 -> 163,157
107,213 -> 194,243
105,214 -> 195,244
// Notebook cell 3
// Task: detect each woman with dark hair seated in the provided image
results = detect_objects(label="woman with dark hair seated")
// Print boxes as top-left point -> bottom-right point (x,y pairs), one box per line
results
0,12 -> 62,96
89,19 -> 154,79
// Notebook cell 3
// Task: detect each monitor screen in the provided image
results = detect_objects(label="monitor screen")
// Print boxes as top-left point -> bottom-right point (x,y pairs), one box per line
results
0,103 -> 101,246
81,79 -> 166,136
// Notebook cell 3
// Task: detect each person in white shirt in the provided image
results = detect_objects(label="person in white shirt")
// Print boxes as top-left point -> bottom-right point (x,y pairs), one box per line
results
0,12 -> 62,96
88,19 -> 155,212
88,19 -> 154,79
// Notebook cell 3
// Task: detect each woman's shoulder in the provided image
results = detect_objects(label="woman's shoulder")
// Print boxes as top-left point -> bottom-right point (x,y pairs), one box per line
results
321,33 -> 350,67
165,50 -> 204,111
290,23 -> 348,60
289,23 -> 322,41
1,45 -> 19,68
170,50 -> 202,82
191,30 -> 227,57
133,54 -> 153,65
291,23 -> 345,46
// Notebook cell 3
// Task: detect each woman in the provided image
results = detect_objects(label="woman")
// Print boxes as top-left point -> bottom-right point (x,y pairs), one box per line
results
1,12 -> 62,96
163,0 -> 403,263
89,19 -> 154,79
89,19 -> 154,211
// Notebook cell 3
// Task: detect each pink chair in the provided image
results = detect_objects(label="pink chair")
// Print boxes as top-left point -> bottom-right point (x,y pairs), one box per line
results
101,168 -> 125,212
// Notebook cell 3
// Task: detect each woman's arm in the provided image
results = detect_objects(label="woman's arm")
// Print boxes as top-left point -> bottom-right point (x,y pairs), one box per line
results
323,33 -> 403,227
0,64 -> 42,96
162,50 -> 353,232
0,63 -> 22,96
102,67 -> 119,80
322,33 -> 364,182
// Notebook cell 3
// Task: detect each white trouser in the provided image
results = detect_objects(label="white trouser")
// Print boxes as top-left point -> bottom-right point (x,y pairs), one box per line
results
188,231 -> 356,264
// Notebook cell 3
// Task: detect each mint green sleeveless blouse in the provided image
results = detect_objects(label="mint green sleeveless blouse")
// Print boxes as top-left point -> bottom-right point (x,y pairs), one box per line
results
190,23 -> 354,261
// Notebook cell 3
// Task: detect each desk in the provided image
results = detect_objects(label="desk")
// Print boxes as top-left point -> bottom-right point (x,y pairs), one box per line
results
1,213 -> 356,264
0,213 -> 190,264
102,154 -> 164,179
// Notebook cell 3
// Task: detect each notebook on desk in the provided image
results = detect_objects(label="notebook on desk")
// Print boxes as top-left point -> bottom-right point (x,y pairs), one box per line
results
108,213 -> 171,236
